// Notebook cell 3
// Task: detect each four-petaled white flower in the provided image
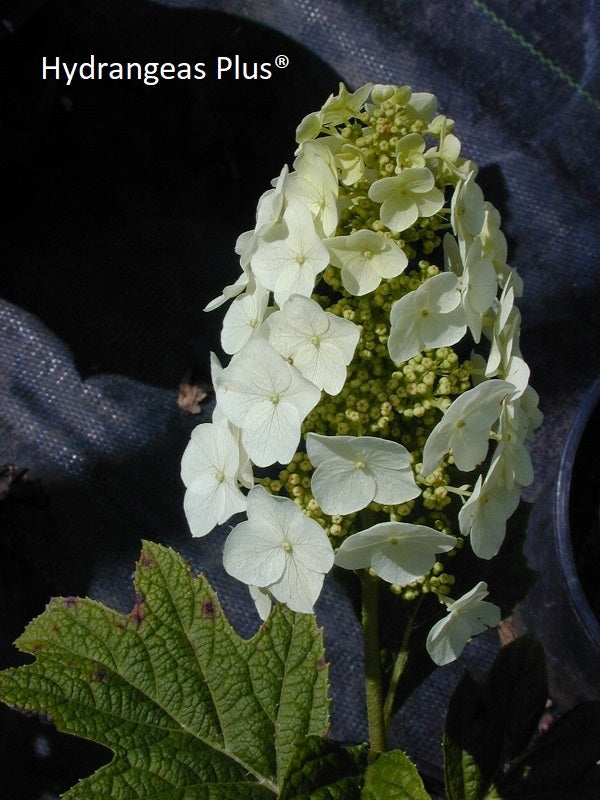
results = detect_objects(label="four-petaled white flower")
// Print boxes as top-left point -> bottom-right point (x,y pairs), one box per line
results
388,272 -> 467,364
493,399 -> 535,488
426,582 -> 501,666
395,133 -> 426,169
267,295 -> 360,395
223,486 -> 334,614
444,234 -> 498,343
181,421 -> 249,537
251,199 -> 330,306
335,143 -> 366,186
421,379 -> 514,475
458,453 -> 521,559
306,433 -> 420,515
334,521 -> 456,586
325,230 -> 408,296
368,167 -> 445,233
220,282 -> 270,355
215,337 -> 321,467
287,141 -> 339,237
480,201 -> 524,296
451,172 -> 485,252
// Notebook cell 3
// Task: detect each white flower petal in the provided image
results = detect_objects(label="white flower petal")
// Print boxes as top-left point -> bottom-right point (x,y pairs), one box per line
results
223,519 -> 286,586
268,557 -> 325,614
248,585 -> 272,621
311,458 -> 376,515
243,397 -> 302,468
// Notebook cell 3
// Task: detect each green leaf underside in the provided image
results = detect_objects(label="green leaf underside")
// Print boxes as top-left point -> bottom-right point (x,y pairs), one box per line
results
361,750 -> 431,800
279,736 -> 368,800
0,541 -> 329,799
443,732 -> 484,800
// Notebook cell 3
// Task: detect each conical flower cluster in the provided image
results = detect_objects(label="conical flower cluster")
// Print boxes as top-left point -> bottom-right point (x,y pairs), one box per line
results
181,82 -> 541,664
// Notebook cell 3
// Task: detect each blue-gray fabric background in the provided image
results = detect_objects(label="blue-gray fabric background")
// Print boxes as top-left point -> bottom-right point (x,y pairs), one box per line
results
1,1 -> 599,797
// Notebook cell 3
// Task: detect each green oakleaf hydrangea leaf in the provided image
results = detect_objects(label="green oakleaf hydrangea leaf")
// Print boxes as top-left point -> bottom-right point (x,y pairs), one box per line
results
0,541 -> 330,798
279,736 -> 367,800
361,750 -> 431,800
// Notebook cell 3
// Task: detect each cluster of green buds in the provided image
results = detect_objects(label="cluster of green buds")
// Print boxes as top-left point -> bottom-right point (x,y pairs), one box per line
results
181,82 -> 542,664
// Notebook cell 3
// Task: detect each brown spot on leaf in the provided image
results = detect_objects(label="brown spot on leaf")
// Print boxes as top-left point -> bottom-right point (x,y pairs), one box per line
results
63,596 -> 78,608
91,668 -> 108,683
140,552 -> 154,569
201,600 -> 217,619
130,591 -> 145,625
32,642 -> 43,653
317,658 -> 327,670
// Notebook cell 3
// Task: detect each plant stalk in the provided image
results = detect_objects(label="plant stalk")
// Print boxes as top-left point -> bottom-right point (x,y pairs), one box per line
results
382,598 -> 422,736
360,571 -> 386,760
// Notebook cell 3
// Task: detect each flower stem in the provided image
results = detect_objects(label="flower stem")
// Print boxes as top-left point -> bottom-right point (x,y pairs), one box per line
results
360,571 -> 386,760
382,598 -> 422,736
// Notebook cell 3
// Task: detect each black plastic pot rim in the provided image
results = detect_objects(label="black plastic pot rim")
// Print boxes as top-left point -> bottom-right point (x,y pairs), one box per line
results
555,375 -> 600,649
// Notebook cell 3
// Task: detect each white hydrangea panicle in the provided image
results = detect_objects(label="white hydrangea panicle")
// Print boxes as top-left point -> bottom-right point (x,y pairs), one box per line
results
334,521 -> 456,586
185,81 -> 541,647
426,581 -> 501,665
223,486 -> 334,614
267,294 -> 359,395
306,433 -> 420,515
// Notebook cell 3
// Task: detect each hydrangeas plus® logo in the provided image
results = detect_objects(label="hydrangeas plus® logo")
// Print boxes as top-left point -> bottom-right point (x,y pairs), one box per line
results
40,54 -> 289,85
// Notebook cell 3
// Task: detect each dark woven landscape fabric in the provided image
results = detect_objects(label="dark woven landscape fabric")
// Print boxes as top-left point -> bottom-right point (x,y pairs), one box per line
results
1,1 -> 599,797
